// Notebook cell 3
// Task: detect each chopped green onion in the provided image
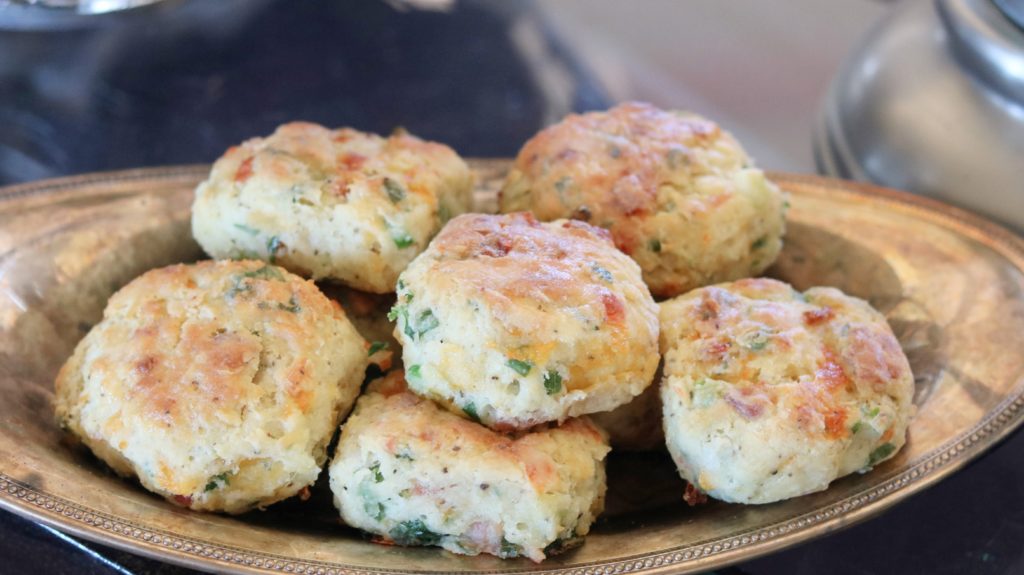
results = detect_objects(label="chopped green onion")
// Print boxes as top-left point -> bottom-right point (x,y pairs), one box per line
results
543,370 -> 562,395
867,443 -> 896,467
407,364 -> 421,378
392,231 -> 415,249
229,249 -> 261,261
666,148 -> 686,168
414,309 -> 439,338
463,402 -> 481,423
242,265 -> 284,281
500,538 -> 521,558
506,358 -> 533,376
233,223 -> 260,236
648,238 -> 662,253
371,502 -> 386,521
276,295 -> 301,313
384,178 -> 406,203
203,472 -> 230,492
389,519 -> 441,546
746,331 -> 770,351
591,263 -> 613,283
368,341 -> 389,356
266,235 -> 283,263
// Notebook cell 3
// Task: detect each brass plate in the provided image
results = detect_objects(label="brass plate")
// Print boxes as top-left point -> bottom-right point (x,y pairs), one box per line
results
1,160 -> 1023,574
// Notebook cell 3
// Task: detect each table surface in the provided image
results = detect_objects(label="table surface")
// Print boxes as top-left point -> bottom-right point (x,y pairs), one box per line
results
1,1 -> 1022,574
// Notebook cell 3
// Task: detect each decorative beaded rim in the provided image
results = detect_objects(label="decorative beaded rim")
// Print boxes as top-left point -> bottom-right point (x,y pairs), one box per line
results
1,166 -> 1023,575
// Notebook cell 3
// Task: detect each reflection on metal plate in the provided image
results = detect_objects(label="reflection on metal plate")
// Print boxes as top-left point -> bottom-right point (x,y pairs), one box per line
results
0,160 -> 1023,574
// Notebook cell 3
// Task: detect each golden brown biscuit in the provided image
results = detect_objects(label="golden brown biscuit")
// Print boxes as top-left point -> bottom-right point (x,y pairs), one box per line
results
391,212 -> 660,430
660,278 -> 914,504
329,371 -> 609,562
55,260 -> 368,513
192,122 -> 474,292
500,102 -> 786,298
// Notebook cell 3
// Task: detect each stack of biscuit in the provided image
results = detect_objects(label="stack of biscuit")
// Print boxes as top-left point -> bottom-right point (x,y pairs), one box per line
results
53,103 -> 915,563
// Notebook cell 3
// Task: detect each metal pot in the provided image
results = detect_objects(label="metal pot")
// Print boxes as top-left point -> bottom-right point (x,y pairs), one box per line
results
815,0 -> 1024,229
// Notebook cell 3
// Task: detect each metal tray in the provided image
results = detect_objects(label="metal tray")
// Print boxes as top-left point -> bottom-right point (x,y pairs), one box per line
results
1,160 -> 1023,574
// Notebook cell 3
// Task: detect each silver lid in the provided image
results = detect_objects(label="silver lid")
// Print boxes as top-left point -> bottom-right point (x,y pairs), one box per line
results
816,0 -> 1024,229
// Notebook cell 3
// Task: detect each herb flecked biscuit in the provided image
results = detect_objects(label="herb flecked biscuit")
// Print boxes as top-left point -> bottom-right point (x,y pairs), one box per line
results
391,212 -> 660,430
54,260 -> 369,514
191,122 -> 474,293
660,278 -> 914,504
499,102 -> 786,298
329,371 -> 610,562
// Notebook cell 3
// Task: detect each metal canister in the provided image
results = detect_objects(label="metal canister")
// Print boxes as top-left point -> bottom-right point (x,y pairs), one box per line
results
816,0 -> 1024,229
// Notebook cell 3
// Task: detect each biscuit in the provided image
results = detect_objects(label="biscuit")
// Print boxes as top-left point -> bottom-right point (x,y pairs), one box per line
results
192,122 -> 473,292
500,102 -> 786,298
392,212 -> 660,430
659,278 -> 914,504
55,260 -> 368,513
329,371 -> 609,561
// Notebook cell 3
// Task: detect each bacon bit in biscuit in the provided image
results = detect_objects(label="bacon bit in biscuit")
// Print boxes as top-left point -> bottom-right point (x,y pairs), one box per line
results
803,307 -> 835,326
794,403 -> 818,431
560,218 -> 612,242
173,494 -> 193,506
298,486 -> 312,501
477,235 -> 514,258
725,390 -> 765,420
880,426 -> 894,443
702,339 -> 731,361
601,292 -> 625,325
816,348 -> 851,391
370,536 -> 397,546
411,480 -> 441,497
706,193 -> 732,209
287,359 -> 312,411
683,483 -> 708,506
134,356 -> 157,376
845,327 -> 905,389
556,148 -> 579,162
329,178 -> 350,197
340,153 -> 366,170
234,157 -> 254,183
610,174 -> 651,217
824,407 -> 848,439
695,295 -> 719,321
466,521 -> 502,550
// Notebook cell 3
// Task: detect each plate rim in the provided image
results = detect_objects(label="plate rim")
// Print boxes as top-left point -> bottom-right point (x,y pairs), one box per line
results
1,164 -> 1023,575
